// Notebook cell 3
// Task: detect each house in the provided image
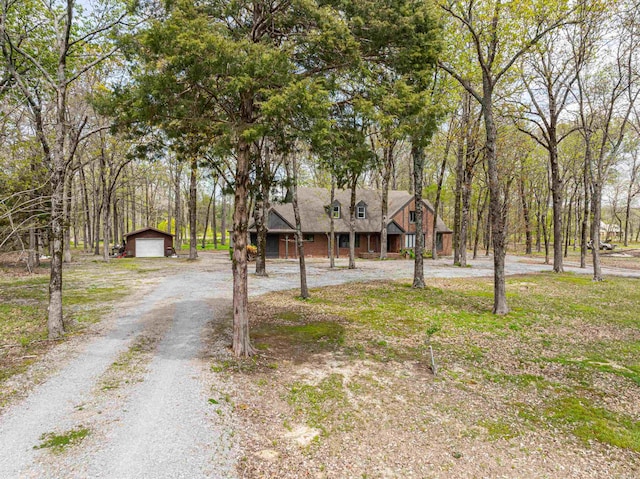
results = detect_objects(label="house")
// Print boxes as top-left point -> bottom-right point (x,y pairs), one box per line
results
599,221 -> 622,241
123,227 -> 174,257
249,187 -> 452,259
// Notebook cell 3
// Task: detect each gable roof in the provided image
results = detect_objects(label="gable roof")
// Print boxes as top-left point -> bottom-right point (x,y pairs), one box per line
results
123,227 -> 174,238
252,187 -> 451,234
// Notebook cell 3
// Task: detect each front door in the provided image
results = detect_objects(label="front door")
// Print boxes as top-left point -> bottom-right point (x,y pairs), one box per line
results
266,234 -> 280,258
387,234 -> 401,253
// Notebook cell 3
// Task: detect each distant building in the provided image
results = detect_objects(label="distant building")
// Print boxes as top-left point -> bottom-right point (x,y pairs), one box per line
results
600,221 -> 622,241
124,227 -> 174,257
249,187 -> 452,259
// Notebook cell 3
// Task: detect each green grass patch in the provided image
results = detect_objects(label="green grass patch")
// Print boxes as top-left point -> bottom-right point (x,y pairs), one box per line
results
277,311 -> 303,321
0,304 -> 46,345
545,347 -> 640,386
0,275 -> 48,302
478,418 -> 520,440
288,373 -> 350,434
63,286 -> 121,306
34,427 -> 90,453
546,397 -> 640,451
253,321 -> 345,347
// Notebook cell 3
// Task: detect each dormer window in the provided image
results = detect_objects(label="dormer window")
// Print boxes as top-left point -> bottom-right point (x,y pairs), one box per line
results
356,200 -> 367,219
332,205 -> 341,218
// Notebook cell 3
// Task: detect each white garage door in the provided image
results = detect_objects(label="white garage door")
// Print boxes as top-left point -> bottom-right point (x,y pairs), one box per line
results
136,238 -> 165,257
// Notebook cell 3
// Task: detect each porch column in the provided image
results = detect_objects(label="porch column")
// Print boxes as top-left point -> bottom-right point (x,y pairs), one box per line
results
336,234 -> 340,258
367,234 -> 371,252
326,232 -> 330,258
285,234 -> 289,259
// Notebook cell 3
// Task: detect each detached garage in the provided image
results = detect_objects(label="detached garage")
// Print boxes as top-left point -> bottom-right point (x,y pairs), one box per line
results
124,227 -> 174,258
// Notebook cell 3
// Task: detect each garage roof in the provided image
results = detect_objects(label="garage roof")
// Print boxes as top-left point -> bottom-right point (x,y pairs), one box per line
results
123,227 -> 174,238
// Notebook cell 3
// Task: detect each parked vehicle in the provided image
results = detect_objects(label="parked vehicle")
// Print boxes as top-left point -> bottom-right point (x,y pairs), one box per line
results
586,240 -> 616,251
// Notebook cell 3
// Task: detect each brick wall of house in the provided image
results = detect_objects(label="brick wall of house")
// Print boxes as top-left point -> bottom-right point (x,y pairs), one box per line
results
275,233 -> 381,258
391,199 -> 436,249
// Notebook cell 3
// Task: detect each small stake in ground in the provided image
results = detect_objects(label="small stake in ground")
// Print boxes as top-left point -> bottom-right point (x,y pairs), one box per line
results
429,344 -> 437,376
425,322 -> 440,376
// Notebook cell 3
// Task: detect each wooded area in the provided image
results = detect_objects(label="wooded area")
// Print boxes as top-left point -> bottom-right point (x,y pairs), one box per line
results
1,0 -> 639,356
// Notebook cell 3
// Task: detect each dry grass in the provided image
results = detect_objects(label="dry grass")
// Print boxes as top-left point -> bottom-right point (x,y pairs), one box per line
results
226,273 -> 640,478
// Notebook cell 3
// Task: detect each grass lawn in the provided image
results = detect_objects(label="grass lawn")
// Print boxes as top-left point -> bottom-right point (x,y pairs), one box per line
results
223,273 -> 640,478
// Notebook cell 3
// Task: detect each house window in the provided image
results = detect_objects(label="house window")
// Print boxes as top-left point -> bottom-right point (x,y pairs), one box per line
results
357,205 -> 366,219
409,211 -> 416,223
338,234 -> 360,248
303,234 -> 315,242
405,234 -> 416,248
332,205 -> 341,218
405,234 -> 425,249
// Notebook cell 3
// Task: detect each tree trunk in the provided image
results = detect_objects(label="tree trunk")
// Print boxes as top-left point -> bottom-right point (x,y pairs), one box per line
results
63,168 -> 73,263
482,90 -> 508,315
473,189 -> 488,259
591,182 -> 603,281
253,195 -> 268,276
48,163 -> 65,338
102,188 -> 111,262
549,146 -> 564,272
112,197 -> 119,249
432,140 -> 450,260
48,87 -> 69,338
28,228 -> 39,271
542,191 -> 550,265
254,149 -> 269,276
379,145 -> 393,260
519,176 -> 532,254
535,197 -> 542,253
189,157 -> 198,260
202,184 -> 214,249
565,187 -> 577,258
459,164 -> 473,267
221,192 -> 226,245
80,166 -> 91,253
213,181 -> 218,248
580,140 -> 591,269
289,155 -> 309,298
453,126 -> 464,265
348,178 -> 357,270
329,179 -> 335,268
624,192 -> 632,247
231,97 -> 256,357
412,143 -> 425,289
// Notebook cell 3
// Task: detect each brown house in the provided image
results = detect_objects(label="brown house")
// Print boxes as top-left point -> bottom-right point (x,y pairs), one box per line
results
124,227 -> 174,257
249,187 -> 452,259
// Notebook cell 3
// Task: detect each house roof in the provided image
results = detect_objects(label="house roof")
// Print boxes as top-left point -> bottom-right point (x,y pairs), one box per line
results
253,187 -> 452,234
123,227 -> 174,238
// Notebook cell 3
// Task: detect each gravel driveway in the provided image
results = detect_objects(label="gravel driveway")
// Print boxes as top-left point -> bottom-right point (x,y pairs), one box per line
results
0,252 -> 637,478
